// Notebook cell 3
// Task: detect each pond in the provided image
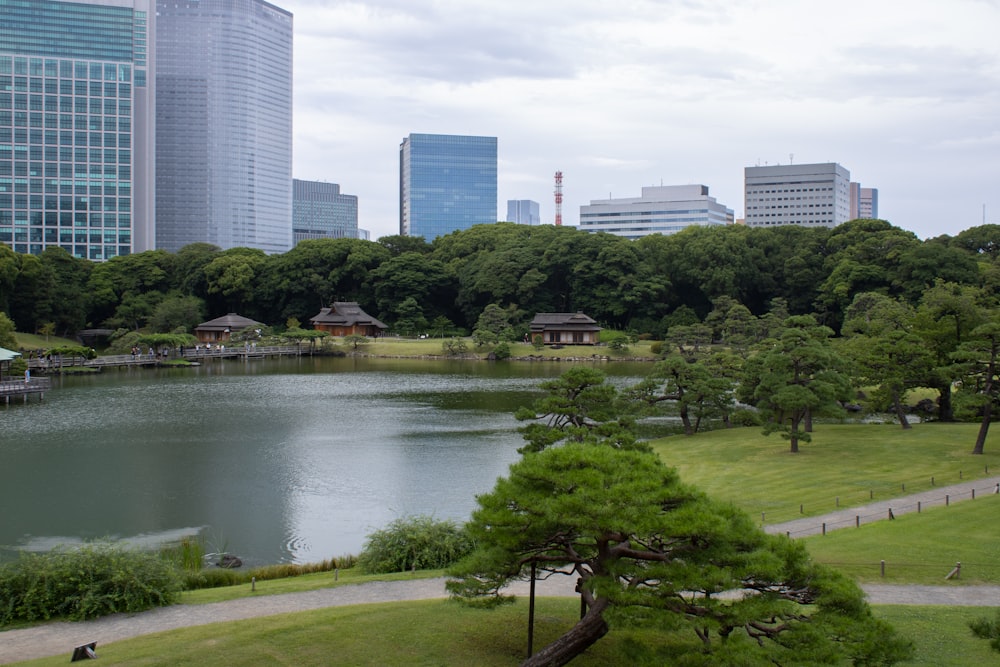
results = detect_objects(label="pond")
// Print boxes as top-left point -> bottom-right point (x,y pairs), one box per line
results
0,356 -> 650,565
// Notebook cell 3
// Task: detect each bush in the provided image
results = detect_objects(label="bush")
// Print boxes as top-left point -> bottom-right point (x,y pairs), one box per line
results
357,515 -> 474,574
730,408 -> 762,427
493,341 -> 511,360
0,543 -> 181,624
442,338 -> 469,356
649,341 -> 663,355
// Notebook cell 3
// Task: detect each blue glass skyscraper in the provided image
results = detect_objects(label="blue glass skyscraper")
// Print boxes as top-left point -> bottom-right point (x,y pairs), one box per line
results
155,0 -> 292,254
0,0 -> 155,259
399,133 -> 497,240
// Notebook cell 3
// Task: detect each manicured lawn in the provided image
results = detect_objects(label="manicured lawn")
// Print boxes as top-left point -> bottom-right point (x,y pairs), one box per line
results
15,598 -> 998,666
12,332 -> 80,350
650,423 -> 1000,524
801,493 -> 1000,584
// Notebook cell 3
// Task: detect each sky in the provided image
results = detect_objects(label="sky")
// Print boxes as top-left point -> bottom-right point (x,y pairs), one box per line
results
283,0 -> 1000,241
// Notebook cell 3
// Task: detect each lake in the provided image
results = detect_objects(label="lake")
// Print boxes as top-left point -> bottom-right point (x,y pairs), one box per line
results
0,356 -> 648,565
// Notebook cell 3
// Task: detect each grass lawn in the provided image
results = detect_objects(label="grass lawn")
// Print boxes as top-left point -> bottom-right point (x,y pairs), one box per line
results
12,332 -> 80,350
801,493 -> 1000,584
13,597 -> 998,666
650,422 -> 1000,524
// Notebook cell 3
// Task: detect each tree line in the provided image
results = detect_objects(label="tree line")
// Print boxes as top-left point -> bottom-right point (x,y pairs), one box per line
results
1,218 -> 998,341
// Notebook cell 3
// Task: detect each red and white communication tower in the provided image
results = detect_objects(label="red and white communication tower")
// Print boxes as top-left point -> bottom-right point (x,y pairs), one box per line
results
554,171 -> 563,226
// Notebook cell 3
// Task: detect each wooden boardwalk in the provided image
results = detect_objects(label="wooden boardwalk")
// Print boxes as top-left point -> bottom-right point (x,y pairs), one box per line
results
0,377 -> 52,404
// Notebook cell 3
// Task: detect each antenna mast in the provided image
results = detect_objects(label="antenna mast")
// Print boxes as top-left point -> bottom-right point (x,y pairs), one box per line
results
554,171 -> 563,226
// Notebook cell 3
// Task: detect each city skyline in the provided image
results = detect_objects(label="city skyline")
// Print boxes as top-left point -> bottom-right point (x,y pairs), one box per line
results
284,0 -> 999,241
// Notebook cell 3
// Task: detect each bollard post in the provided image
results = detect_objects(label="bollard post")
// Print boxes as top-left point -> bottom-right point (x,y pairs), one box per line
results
822,522 -> 826,536
918,501 -> 921,513
881,560 -> 886,577
251,576 -> 256,592
800,504 -> 803,514
786,531 -> 790,539
334,568 -> 339,581
972,488 -> 976,500
888,508 -> 894,520
902,483 -> 905,492
995,483 -> 999,495
960,470 -> 963,479
870,489 -> 874,499
931,476 -> 935,486
762,512 -> 765,523
856,515 -> 860,528
946,494 -> 950,506
836,496 -> 839,507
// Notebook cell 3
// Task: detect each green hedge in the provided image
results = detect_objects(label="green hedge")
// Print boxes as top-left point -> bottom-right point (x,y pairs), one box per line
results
0,544 -> 181,624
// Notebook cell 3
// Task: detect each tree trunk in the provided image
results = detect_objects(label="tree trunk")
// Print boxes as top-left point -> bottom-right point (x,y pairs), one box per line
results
892,389 -> 911,430
973,401 -> 990,455
937,380 -> 954,421
522,597 -> 610,667
680,404 -> 693,436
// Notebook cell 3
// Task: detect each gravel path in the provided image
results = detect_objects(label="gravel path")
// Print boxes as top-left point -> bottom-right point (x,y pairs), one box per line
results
4,477 -> 1000,665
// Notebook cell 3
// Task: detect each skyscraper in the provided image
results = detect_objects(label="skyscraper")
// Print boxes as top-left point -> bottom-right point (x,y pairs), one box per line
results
579,185 -> 733,239
155,0 -> 292,254
399,133 -> 497,240
292,179 -> 358,243
744,162 -> 851,228
0,0 -> 155,259
506,199 -> 540,225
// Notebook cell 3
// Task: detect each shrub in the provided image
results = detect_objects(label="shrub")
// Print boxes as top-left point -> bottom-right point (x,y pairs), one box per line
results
0,543 -> 181,624
531,334 -> 544,350
649,341 -> 663,355
357,515 -> 474,574
493,341 -> 511,360
730,408 -> 762,427
442,338 -> 469,356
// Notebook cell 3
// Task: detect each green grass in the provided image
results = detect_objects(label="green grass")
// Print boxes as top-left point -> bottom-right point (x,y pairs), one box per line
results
650,423 -> 1000,524
13,598 -> 998,666
801,493 -> 1000,584
874,605 -> 1000,666
13,332 -> 80,350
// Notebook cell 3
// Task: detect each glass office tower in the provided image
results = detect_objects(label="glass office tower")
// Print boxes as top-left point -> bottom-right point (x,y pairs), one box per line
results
292,178 -> 358,243
155,0 -> 292,254
399,133 -> 497,241
0,0 -> 155,259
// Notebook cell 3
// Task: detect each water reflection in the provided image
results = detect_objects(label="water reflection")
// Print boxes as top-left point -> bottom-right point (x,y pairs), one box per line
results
0,357 -> 647,564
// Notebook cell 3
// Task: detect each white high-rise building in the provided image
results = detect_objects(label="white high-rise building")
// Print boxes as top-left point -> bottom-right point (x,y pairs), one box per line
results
579,185 -> 733,239
744,163 -> 851,228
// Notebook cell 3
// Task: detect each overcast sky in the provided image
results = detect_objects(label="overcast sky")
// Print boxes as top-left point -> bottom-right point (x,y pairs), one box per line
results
283,0 -> 1000,241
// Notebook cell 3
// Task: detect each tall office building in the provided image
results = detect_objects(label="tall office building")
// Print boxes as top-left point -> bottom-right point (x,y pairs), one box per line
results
292,179 -> 358,243
849,181 -> 879,219
155,0 -> 292,254
579,185 -> 733,240
506,199 -> 540,225
744,162 -> 851,228
399,133 -> 497,240
0,0 -> 155,259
